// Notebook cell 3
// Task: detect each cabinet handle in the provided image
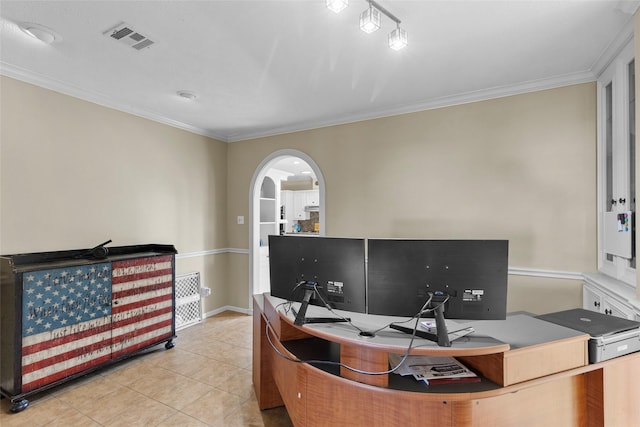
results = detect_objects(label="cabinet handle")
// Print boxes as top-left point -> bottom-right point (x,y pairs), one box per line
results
594,301 -> 600,308
605,309 -> 612,315
611,199 -> 617,206
619,198 -> 626,205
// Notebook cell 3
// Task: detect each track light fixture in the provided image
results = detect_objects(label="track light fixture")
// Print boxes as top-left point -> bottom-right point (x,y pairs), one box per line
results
326,0 -> 407,50
326,0 -> 348,14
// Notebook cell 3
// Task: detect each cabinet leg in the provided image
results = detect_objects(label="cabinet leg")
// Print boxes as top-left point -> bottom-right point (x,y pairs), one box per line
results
165,339 -> 175,350
10,399 -> 29,413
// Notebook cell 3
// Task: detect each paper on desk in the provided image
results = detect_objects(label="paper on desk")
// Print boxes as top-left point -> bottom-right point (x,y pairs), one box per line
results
389,354 -> 478,385
419,320 -> 475,341
420,320 -> 473,333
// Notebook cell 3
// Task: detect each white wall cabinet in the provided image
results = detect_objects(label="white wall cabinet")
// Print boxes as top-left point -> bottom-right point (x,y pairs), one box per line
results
282,189 -> 319,221
583,273 -> 640,320
587,38 -> 640,323
306,190 -> 319,207
281,190 -> 294,228
597,39 -> 636,285
293,191 -> 308,220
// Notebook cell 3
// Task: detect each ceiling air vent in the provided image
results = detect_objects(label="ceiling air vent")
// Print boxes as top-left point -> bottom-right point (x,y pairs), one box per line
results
104,22 -> 155,50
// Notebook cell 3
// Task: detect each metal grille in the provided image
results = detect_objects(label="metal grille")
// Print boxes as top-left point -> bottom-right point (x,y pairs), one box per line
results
175,272 -> 202,330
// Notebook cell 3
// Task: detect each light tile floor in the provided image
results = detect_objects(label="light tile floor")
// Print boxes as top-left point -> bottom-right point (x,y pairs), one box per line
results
1,312 -> 293,427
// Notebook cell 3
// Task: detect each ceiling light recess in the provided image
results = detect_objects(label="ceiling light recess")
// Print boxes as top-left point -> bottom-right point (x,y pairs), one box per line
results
19,23 -> 60,44
177,91 -> 197,100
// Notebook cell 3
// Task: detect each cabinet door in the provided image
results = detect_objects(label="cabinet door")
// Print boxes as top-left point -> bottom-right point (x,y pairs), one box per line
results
293,192 -> 309,220
583,284 -> 604,313
306,190 -> 319,206
584,283 -> 637,319
281,190 -> 294,225
111,255 -> 174,358
601,297 -> 636,319
20,263 -> 113,392
598,41 -> 636,283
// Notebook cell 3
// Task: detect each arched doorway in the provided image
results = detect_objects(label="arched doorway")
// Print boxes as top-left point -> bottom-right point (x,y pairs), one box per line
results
248,150 -> 326,308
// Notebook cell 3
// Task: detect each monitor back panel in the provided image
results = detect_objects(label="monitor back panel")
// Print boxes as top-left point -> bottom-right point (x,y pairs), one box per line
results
268,235 -> 367,313
367,239 -> 508,320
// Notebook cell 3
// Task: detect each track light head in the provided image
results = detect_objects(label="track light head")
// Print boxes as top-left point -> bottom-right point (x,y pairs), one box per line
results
328,0 -> 407,50
360,4 -> 381,34
326,0 -> 348,14
388,25 -> 408,50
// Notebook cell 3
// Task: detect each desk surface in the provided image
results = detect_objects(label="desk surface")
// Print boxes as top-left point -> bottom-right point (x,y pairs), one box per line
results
254,294 -> 638,426
264,294 -> 587,357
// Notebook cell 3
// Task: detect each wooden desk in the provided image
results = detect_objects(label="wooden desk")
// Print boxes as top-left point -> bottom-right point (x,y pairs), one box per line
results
253,294 -> 640,426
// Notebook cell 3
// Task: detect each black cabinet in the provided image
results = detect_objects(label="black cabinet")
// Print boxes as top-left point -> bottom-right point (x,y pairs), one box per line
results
0,244 -> 177,412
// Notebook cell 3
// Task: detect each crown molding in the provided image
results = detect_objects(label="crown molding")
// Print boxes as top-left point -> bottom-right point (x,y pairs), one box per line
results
226,70 -> 597,142
2,60 -> 595,144
590,17 -> 635,77
615,0 -> 640,16
0,61 -> 229,142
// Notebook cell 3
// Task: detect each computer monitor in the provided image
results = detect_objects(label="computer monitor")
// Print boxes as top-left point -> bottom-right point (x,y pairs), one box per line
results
367,239 -> 509,320
268,235 -> 367,316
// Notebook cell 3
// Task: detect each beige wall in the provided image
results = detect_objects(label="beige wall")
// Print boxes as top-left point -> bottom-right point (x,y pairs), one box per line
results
1,76 -> 598,315
0,76 -> 229,314
227,83 -> 597,314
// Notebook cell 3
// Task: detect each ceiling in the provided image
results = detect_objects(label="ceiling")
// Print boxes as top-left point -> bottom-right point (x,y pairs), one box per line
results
0,1 -> 638,143
271,156 -> 316,178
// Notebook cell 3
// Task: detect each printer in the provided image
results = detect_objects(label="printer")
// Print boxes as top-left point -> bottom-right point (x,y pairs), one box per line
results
537,308 -> 640,363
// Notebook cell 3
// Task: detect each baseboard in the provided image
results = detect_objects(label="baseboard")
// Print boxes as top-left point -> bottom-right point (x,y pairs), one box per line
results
204,305 -> 252,318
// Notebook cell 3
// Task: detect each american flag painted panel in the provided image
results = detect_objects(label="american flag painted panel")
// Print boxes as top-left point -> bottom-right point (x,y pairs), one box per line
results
111,255 -> 174,358
20,256 -> 174,392
21,263 -> 113,391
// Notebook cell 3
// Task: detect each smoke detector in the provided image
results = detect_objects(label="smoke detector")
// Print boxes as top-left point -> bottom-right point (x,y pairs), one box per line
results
104,22 -> 155,50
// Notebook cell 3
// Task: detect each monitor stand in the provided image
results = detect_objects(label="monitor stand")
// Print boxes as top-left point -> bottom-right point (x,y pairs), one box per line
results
389,295 -> 451,347
292,286 -> 350,326
431,302 -> 451,347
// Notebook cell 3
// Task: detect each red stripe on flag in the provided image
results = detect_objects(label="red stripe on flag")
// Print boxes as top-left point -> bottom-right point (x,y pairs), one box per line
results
111,305 -> 173,330
111,267 -> 173,285
112,292 -> 173,314
22,337 -> 112,375
111,319 -> 173,358
111,334 -> 172,359
112,279 -> 173,300
22,322 -> 112,357
112,255 -> 172,268
111,256 -> 173,284
112,318 -> 173,344
22,353 -> 113,392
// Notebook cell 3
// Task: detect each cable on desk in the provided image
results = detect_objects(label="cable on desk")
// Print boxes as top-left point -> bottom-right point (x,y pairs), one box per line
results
265,302 -> 416,375
305,281 -> 448,338
264,289 -> 449,376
